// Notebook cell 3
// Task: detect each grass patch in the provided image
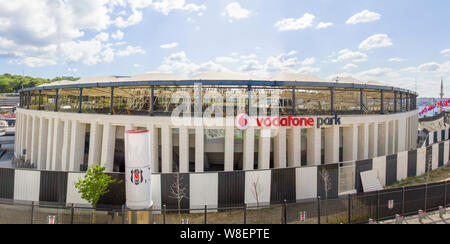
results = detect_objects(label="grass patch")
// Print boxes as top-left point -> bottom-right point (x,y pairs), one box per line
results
387,164 -> 450,189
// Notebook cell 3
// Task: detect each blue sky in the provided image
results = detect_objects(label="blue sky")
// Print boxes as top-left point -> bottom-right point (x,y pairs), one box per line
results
0,0 -> 449,97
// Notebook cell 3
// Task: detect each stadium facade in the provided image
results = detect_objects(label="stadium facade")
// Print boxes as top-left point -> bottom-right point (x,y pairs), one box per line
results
15,73 -> 419,174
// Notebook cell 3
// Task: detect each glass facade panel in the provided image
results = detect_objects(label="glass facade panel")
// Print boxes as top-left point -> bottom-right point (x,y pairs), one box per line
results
81,87 -> 112,114
363,90 -> 382,114
153,87 -> 181,116
57,88 -> 80,113
41,89 -> 57,112
295,88 -> 331,115
113,87 -> 151,115
334,88 -> 360,114
384,91 -> 395,113
28,90 -> 40,110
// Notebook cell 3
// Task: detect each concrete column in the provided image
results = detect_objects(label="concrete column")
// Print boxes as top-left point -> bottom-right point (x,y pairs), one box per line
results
324,126 -> 339,164
179,127 -> 189,173
288,127 -> 301,167
243,126 -> 255,170
101,123 -> 116,172
224,125 -> 234,171
378,122 -> 388,156
343,125 -> 358,162
388,121 -> 395,155
30,116 -> 40,166
69,121 -> 86,171
20,114 -> 28,157
397,118 -> 406,152
14,113 -> 21,157
51,119 -> 64,171
148,125 -> 159,173
273,127 -> 287,168
258,128 -> 271,169
88,122 -> 103,166
61,120 -> 72,171
46,118 -> 54,170
25,115 -> 33,162
358,124 -> 369,160
37,117 -> 48,170
195,127 -> 204,172
307,128 -> 321,165
369,123 -> 378,158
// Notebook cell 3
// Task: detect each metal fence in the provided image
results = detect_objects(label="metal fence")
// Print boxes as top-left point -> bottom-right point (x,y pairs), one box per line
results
0,180 -> 448,224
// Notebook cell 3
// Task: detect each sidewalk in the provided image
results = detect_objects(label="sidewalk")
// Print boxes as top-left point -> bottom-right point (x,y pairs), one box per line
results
378,207 -> 449,224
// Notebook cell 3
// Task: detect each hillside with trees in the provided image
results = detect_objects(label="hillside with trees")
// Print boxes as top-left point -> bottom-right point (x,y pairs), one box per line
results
0,74 -> 79,93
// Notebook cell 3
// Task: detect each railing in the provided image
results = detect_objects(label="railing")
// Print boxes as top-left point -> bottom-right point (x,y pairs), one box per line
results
1,180 -> 448,224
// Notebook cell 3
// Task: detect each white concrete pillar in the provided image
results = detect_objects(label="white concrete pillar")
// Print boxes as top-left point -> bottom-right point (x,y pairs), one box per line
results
69,121 -> 86,171
37,117 -> 48,170
101,123 -> 116,172
358,124 -> 369,160
258,129 -> 271,169
46,118 -> 54,170
388,121 -> 395,155
324,126 -> 339,164
51,119 -> 64,171
307,128 -> 321,165
397,118 -> 406,152
378,122 -> 388,156
369,123 -> 378,158
273,127 -> 287,168
148,125 -> 159,173
25,115 -> 33,162
14,113 -> 21,157
343,125 -> 358,162
243,126 -> 255,170
179,127 -> 189,173
195,127 -> 204,172
288,127 -> 301,167
224,126 -> 235,171
20,114 -> 28,157
61,120 -> 72,171
30,116 -> 40,166
88,122 -> 103,166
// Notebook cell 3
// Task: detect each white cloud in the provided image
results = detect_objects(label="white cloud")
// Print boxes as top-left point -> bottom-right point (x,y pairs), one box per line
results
116,45 -> 146,57
222,2 -> 251,23
297,66 -> 320,74
343,63 -> 358,70
160,42 -> 179,49
151,0 -> 206,15
274,13 -> 315,31
441,49 -> 450,57
417,62 -> 440,72
388,57 -> 407,62
346,10 -> 381,25
215,56 -> 239,63
158,51 -> 230,75
316,22 -> 333,29
332,49 -> 368,63
111,30 -> 124,40
301,57 -> 315,66
359,34 -> 393,50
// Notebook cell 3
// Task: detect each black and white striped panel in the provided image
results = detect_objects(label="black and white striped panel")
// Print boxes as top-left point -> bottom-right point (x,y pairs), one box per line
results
385,155 -> 398,186
407,150 -> 417,177
0,168 -> 15,199
14,169 -> 40,202
270,168 -> 296,204
317,164 -> 339,199
39,171 -> 68,204
295,167 -> 317,200
438,142 -> 445,168
218,171 -> 245,208
161,173 -> 190,210
355,159 -> 372,193
244,170 -> 271,206
397,151 -> 408,181
189,173 -> 218,210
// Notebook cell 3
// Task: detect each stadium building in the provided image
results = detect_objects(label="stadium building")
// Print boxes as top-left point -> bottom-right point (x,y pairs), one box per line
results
11,73 -> 424,208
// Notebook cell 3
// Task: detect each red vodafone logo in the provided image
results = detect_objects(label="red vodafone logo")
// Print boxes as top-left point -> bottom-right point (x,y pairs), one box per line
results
236,113 -> 249,130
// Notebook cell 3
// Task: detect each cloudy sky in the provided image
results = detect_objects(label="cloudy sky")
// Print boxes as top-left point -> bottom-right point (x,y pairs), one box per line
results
0,0 -> 449,97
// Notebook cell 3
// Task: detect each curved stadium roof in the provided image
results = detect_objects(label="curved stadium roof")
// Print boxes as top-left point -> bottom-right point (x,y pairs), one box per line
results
33,72 -> 414,94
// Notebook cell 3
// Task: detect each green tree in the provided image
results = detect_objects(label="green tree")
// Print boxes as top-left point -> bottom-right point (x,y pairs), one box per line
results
74,165 -> 117,208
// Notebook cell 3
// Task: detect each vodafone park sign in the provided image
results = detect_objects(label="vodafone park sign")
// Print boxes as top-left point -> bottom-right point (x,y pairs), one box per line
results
236,114 -> 342,130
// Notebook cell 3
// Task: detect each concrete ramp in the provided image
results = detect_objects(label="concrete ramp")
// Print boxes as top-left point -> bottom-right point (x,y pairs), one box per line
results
360,170 -> 383,192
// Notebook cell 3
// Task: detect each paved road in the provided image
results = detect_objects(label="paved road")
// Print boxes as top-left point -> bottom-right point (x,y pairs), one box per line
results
379,207 -> 449,224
